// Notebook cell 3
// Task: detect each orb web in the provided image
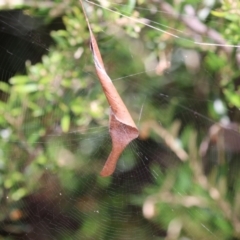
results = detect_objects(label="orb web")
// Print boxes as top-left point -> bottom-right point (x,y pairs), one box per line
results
0,1 -> 239,240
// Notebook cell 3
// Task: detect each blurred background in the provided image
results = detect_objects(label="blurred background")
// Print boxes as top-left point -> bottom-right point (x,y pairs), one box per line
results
0,0 -> 240,239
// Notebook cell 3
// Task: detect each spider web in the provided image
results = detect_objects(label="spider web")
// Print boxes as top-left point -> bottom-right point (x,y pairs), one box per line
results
0,1 -> 240,239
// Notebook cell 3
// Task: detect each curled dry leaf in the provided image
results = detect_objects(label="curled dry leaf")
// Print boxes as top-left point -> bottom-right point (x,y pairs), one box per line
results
80,0 -> 139,177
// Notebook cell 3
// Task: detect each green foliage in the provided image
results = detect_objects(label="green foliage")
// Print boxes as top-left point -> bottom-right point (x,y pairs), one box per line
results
0,0 -> 106,212
0,0 -> 239,239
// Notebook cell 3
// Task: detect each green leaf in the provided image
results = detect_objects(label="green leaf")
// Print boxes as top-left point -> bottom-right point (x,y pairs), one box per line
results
14,84 -> 39,93
211,11 -> 226,18
10,76 -> 29,85
224,89 -> 240,108
11,188 -> 27,201
61,114 -> 70,132
71,104 -> 83,114
0,82 -> 10,93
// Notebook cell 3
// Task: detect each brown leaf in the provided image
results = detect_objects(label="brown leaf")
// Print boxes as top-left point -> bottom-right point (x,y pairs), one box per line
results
80,1 -> 139,177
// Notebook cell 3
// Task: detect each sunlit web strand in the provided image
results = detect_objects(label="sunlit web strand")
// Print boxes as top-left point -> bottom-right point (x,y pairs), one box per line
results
86,0 -> 207,19
194,41 -> 240,48
0,130 -> 108,147
84,0 -> 180,38
85,0 -> 240,49
0,14 -> 50,51
112,68 -> 157,82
